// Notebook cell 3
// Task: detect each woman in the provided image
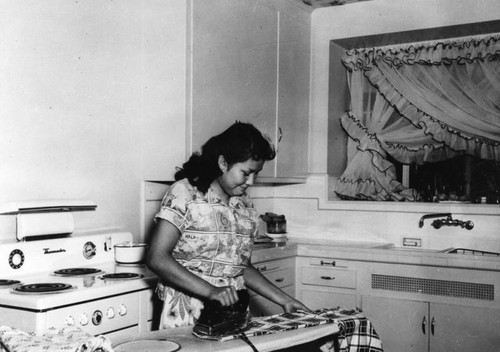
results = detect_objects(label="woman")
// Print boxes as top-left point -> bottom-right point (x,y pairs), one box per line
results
147,121 -> 308,329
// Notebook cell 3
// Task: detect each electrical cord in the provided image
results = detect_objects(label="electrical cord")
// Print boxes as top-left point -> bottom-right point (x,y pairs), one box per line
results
239,333 -> 259,352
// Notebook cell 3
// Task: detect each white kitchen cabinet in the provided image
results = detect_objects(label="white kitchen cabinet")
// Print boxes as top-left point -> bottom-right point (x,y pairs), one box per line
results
359,262 -> 500,352
271,11 -> 310,181
249,257 -> 295,317
362,295 -> 500,352
296,257 -> 358,310
301,289 -> 357,311
189,0 -> 310,182
140,1 -> 187,181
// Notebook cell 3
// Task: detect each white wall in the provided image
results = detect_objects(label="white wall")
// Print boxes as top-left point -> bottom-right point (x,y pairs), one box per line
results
252,0 -> 500,252
0,0 -> 186,240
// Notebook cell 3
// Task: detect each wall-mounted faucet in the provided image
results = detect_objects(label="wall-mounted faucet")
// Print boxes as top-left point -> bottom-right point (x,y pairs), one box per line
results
419,213 -> 451,228
419,213 -> 474,230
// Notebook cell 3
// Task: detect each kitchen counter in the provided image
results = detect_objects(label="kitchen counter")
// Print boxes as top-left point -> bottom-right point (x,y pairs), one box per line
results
252,237 -> 500,271
111,323 -> 338,352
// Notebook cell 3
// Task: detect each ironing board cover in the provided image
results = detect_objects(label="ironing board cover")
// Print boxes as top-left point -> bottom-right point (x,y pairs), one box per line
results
193,307 -> 383,351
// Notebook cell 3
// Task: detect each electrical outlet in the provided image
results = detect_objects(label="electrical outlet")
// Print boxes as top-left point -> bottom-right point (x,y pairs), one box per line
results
402,237 -> 422,247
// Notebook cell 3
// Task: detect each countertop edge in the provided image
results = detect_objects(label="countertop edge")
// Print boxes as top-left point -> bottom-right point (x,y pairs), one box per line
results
252,240 -> 500,271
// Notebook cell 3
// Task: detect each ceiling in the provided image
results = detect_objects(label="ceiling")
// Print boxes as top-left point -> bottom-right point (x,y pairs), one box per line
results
298,0 -> 372,9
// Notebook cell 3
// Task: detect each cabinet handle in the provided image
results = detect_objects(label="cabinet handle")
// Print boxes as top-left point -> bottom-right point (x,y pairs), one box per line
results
275,278 -> 284,283
278,127 -> 283,143
257,265 -> 280,272
422,316 -> 426,335
320,260 -> 336,266
320,276 -> 335,280
431,317 -> 435,335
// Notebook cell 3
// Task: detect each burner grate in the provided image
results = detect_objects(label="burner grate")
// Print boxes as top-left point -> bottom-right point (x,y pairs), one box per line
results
0,279 -> 22,288
11,282 -> 76,295
53,268 -> 103,276
99,272 -> 144,281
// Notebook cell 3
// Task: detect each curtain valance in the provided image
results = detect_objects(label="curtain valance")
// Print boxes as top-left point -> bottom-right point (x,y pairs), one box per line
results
342,33 -> 500,71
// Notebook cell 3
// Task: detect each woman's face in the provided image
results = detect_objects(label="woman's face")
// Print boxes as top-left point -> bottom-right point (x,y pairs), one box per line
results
218,157 -> 264,197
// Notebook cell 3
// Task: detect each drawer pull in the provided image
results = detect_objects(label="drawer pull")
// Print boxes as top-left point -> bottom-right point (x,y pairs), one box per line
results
275,278 -> 284,283
320,260 -> 336,266
257,265 -> 280,272
320,276 -> 335,280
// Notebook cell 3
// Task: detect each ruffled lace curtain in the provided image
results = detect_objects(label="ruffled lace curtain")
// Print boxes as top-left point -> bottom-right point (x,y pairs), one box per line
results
335,33 -> 500,201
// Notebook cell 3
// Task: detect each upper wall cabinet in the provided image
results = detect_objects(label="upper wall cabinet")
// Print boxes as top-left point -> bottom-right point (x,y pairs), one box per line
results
189,0 -> 311,182
140,2 -> 187,181
273,11 -> 310,181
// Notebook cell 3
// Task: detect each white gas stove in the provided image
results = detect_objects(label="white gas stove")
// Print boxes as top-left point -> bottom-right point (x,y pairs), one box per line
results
0,230 -> 159,339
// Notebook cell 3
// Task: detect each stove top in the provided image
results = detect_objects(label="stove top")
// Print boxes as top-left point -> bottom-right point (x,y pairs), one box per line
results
0,263 -> 157,311
0,231 -> 158,311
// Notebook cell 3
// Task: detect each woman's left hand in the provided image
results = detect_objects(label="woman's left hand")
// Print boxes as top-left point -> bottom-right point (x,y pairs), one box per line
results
282,299 -> 311,313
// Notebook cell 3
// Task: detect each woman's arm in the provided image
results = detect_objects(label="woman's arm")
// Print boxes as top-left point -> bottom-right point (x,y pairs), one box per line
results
243,263 -> 309,313
146,219 -> 238,306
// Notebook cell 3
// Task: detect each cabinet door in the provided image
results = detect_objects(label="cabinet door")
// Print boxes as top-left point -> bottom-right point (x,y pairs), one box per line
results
302,288 -> 356,311
430,303 -> 500,352
362,295 -> 428,352
275,12 -> 310,179
190,0 -> 278,161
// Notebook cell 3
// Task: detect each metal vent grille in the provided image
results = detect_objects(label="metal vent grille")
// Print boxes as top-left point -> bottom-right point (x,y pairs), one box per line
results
372,274 -> 494,301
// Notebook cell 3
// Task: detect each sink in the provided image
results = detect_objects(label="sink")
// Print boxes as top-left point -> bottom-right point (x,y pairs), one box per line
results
443,248 -> 500,256
376,244 -> 442,252
376,244 -> 500,256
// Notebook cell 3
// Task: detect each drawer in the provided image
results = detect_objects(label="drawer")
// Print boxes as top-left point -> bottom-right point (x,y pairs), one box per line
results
301,267 -> 356,289
309,258 -> 349,268
263,268 -> 294,288
253,258 -> 293,273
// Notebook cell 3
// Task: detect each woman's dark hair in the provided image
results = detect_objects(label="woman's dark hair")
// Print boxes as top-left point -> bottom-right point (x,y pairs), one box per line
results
175,122 -> 276,193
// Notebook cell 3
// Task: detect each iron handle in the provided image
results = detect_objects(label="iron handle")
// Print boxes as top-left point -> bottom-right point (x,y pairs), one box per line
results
422,316 -> 426,335
320,276 -> 335,280
431,317 -> 435,335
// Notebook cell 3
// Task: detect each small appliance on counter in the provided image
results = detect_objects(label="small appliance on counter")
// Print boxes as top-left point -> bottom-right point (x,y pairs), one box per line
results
260,212 -> 287,235
254,212 -> 288,249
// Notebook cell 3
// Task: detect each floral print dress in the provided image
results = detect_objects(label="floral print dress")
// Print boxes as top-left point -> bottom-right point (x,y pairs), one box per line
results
154,178 -> 258,329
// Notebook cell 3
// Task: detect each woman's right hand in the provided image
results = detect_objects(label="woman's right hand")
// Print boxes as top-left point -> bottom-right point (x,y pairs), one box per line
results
208,285 -> 239,306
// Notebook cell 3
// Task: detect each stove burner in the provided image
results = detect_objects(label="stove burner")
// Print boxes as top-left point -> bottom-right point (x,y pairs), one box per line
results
53,268 -> 103,276
99,272 -> 144,281
11,283 -> 76,295
0,279 -> 21,288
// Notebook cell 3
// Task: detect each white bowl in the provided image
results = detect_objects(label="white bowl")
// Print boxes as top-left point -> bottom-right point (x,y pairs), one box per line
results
114,242 -> 148,264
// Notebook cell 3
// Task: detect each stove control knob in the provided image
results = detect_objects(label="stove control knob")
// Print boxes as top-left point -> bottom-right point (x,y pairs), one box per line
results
79,313 -> 89,326
106,307 -> 115,319
9,249 -> 25,269
118,304 -> 127,316
65,316 -> 75,326
83,242 -> 97,259
92,310 -> 103,325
